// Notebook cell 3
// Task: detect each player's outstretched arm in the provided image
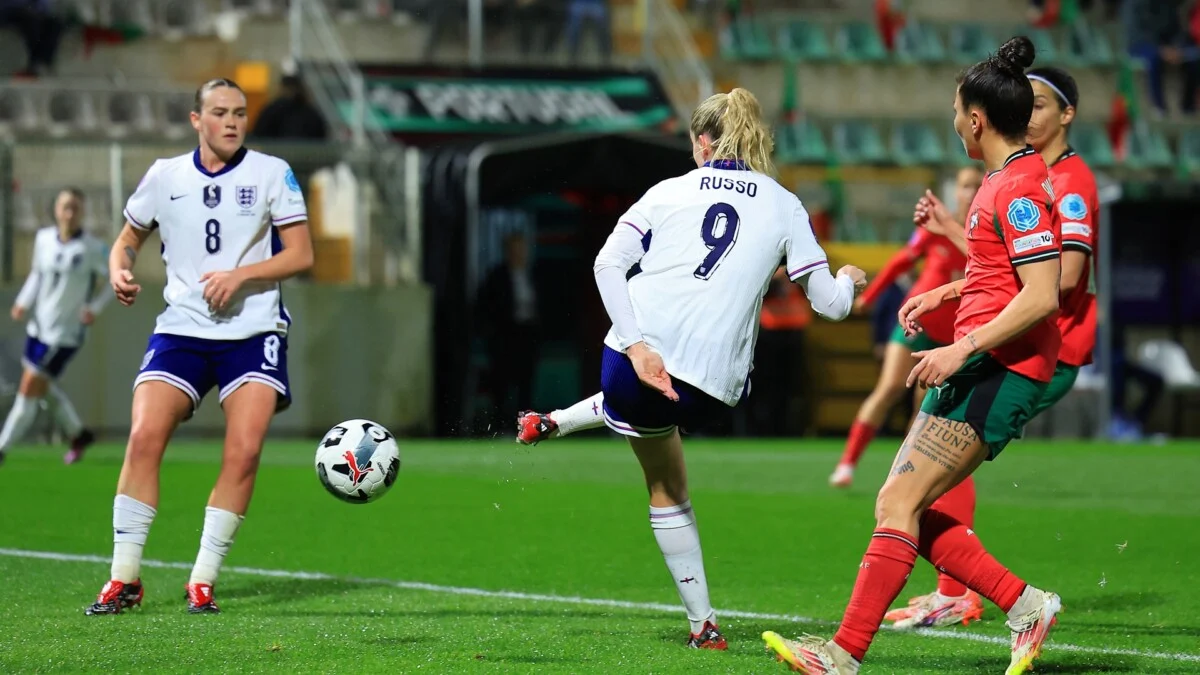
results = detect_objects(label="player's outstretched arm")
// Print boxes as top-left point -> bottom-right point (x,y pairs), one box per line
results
797,266 -> 863,321
110,223 -> 152,307
200,222 -> 314,313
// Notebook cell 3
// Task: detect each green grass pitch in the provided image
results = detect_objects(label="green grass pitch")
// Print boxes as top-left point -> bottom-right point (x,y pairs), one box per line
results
0,436 -> 1197,673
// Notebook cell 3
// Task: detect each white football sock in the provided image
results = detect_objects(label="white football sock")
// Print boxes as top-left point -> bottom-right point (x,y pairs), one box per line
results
111,494 -> 157,582
0,394 -> 40,451
649,500 -> 716,634
48,384 -> 83,439
189,507 -> 244,586
549,392 -> 606,437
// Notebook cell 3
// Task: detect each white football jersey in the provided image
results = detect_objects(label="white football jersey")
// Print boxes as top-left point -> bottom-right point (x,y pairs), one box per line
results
123,147 -> 308,340
15,227 -> 110,347
602,163 -> 828,405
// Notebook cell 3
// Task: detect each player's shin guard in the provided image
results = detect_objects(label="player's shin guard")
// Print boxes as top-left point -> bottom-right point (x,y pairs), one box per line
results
649,500 -> 716,633
551,392 -> 606,437
189,507 -> 244,586
918,507 -> 1026,612
112,494 -> 157,582
832,529 -> 919,662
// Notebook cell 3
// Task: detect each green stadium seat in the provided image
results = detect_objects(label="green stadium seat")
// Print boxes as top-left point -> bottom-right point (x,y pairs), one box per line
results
889,120 -> 945,166
949,23 -> 995,66
720,17 -> 777,61
832,120 -> 888,165
1064,20 -> 1115,67
778,20 -> 833,63
1070,122 -> 1117,169
1124,124 -> 1174,170
894,22 -> 946,64
775,120 -> 830,165
1023,27 -> 1060,64
1177,129 -> 1200,176
835,21 -> 887,63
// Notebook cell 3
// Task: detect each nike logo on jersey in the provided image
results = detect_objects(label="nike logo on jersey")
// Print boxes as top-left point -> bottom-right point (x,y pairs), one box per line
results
170,194 -> 185,200
261,363 -> 278,372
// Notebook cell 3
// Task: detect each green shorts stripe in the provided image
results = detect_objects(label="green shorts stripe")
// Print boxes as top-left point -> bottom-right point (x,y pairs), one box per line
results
888,322 -> 944,353
919,353 -> 1048,459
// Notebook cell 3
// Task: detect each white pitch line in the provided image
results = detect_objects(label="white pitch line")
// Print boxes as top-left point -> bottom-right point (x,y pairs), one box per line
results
2,547 -> 1197,664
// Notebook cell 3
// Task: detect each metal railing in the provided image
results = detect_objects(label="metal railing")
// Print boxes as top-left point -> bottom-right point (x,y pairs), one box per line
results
289,0 -> 420,285
642,0 -> 714,123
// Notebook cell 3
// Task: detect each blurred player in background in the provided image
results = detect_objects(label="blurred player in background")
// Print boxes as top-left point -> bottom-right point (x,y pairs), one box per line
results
884,65 -> 1097,632
86,78 -> 313,616
828,166 -> 981,488
591,88 -> 865,649
0,188 -> 108,466
763,37 -> 1063,675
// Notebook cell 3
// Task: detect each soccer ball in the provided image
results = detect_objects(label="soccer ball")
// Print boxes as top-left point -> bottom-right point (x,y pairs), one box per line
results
315,419 -> 401,504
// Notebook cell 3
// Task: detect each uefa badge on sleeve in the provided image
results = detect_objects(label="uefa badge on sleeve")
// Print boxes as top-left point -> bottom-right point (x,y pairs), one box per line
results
1006,197 -> 1040,233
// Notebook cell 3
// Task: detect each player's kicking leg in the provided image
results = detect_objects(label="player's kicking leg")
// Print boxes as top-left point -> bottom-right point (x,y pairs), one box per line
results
86,381 -> 192,615
515,392 -> 605,445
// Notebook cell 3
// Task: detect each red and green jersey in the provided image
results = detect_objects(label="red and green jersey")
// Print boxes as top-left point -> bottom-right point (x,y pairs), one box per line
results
956,147 -> 1061,382
1049,148 -> 1099,367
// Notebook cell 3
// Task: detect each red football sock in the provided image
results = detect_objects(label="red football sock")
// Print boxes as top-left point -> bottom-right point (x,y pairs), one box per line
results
838,420 -> 877,468
930,478 -> 976,597
832,529 -> 918,662
919,507 -> 1025,612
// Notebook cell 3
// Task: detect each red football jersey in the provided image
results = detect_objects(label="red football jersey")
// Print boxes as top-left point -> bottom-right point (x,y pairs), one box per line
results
1048,149 -> 1099,367
860,228 -> 967,345
955,147 -> 1061,382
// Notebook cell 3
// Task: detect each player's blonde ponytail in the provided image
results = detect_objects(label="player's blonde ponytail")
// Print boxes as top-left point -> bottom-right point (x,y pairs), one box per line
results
689,88 -> 775,176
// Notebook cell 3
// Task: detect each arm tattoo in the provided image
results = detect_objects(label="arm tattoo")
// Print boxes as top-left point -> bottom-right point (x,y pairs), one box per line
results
124,246 -> 137,266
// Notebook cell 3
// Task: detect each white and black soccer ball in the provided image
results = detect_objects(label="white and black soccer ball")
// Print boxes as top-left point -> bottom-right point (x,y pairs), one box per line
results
315,419 -> 401,504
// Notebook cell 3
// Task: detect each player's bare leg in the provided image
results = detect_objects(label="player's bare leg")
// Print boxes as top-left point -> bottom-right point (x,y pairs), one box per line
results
629,430 -> 726,650
831,343 -> 913,487
183,383 -> 275,613
516,392 -> 605,445
0,369 -> 50,464
87,382 -> 191,615
764,415 -> 1059,673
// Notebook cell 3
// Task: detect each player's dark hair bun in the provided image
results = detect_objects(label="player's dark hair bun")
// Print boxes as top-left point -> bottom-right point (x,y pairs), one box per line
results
956,35 -> 1037,142
993,36 -> 1036,76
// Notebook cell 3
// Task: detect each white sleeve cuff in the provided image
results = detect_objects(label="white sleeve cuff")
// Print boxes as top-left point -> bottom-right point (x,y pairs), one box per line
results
799,266 -> 855,321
